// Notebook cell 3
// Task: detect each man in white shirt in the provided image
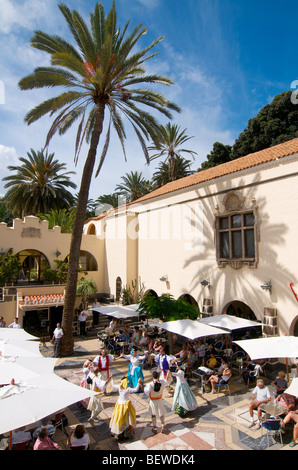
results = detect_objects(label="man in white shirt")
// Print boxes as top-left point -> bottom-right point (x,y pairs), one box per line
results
144,370 -> 170,434
248,378 -> 271,429
8,318 -> 21,328
78,310 -> 89,336
52,323 -> 64,357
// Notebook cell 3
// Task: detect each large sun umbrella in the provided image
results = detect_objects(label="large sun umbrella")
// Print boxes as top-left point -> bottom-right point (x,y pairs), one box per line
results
0,373 -> 98,436
198,314 -> 263,358
157,319 -> 228,341
0,328 -> 39,341
0,356 -> 57,385
198,314 -> 263,332
284,378 -> 298,397
234,335 -> 298,381
0,338 -> 42,357
91,303 -> 140,318
155,319 -> 228,376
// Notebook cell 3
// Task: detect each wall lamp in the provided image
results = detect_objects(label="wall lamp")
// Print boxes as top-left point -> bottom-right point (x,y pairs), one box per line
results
260,280 -> 272,293
159,275 -> 168,282
55,250 -> 61,258
200,279 -> 210,287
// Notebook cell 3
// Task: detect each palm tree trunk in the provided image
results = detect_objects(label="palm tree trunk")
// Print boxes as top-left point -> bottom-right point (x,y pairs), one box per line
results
60,104 -> 105,356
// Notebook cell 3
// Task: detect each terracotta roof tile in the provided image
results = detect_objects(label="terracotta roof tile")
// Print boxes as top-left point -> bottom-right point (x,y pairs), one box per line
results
133,138 -> 298,204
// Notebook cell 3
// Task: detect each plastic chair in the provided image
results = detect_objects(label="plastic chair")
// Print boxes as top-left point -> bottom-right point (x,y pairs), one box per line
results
108,339 -> 122,355
261,418 -> 283,447
216,376 -> 231,396
11,441 -> 30,450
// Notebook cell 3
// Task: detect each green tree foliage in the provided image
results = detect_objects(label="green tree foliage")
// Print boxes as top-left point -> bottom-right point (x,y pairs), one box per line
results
152,155 -> 194,187
76,277 -> 97,308
199,90 -> 298,170
115,171 -> 153,202
39,208 -> 75,233
3,149 -> 76,218
149,123 -> 197,182
0,249 -> 22,286
139,293 -> 199,322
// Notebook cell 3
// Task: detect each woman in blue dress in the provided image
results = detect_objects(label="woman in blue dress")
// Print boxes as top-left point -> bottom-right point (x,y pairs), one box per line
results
120,347 -> 145,390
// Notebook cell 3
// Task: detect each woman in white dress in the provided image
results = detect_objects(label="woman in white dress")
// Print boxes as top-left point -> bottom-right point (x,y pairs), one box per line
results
109,375 -> 142,440
172,363 -> 197,417
80,359 -> 93,408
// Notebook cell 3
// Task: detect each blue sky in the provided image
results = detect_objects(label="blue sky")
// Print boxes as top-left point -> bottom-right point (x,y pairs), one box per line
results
0,0 -> 297,201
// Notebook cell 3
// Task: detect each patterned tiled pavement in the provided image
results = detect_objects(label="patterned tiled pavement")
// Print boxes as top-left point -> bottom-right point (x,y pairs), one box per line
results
33,337 -> 297,452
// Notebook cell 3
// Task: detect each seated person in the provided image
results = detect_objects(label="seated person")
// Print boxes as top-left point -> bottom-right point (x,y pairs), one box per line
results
175,344 -> 188,363
12,427 -> 32,449
33,416 -> 56,440
289,422 -> 298,447
271,371 -> 288,397
208,365 -> 231,393
206,353 -> 217,370
67,424 -> 90,449
276,392 -> 296,414
281,406 -> 298,434
248,378 -> 271,429
33,428 -> 62,450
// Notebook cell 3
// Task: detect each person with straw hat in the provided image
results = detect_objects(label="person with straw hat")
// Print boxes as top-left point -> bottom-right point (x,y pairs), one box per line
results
109,375 -> 142,440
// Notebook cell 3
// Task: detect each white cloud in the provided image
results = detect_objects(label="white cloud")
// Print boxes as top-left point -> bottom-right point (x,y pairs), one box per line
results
0,0 -> 50,34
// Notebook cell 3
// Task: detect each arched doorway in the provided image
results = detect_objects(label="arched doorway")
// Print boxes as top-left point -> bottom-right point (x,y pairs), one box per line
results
144,289 -> 158,300
290,316 -> 298,337
178,294 -> 198,307
65,250 -> 98,271
17,249 -> 50,283
87,224 -> 96,235
222,300 -> 257,321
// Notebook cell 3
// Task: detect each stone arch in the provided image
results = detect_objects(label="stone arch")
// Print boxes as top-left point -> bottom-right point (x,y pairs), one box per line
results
178,293 -> 198,306
65,250 -> 98,271
87,224 -> 96,235
17,249 -> 50,283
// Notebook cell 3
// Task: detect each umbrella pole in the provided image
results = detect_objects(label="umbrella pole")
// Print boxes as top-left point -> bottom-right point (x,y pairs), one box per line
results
286,358 -> 289,384
187,338 -> 190,379
9,431 -> 12,450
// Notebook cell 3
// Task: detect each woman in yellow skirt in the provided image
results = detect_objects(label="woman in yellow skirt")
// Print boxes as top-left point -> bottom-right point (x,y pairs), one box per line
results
109,375 -> 142,440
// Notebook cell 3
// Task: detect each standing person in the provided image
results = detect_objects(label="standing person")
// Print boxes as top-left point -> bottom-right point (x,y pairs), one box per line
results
87,367 -> 111,424
171,363 -> 197,417
150,346 -> 175,380
120,347 -> 146,389
248,378 -> 271,429
92,298 -> 100,326
0,316 -> 6,327
51,323 -> 63,358
8,317 -> 21,328
93,349 -> 115,381
144,370 -> 170,434
80,359 -> 93,408
78,309 -> 88,336
109,375 -> 142,440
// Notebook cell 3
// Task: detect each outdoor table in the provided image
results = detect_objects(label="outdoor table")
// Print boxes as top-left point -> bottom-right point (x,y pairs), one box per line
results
259,402 -> 286,418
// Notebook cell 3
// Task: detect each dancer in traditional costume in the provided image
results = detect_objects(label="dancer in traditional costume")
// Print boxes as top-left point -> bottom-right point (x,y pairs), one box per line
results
171,363 -> 197,417
149,346 -> 175,380
93,349 -> 114,380
144,370 -> 170,434
79,358 -> 93,408
120,347 -> 145,390
87,367 -> 111,424
109,375 -> 142,440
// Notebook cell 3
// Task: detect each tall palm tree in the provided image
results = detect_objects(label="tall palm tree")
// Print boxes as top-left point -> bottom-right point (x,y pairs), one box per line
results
152,155 -> 194,188
18,2 -> 180,355
94,193 -> 123,215
38,208 -> 75,233
115,170 -> 153,202
148,122 -> 197,182
3,149 -> 76,218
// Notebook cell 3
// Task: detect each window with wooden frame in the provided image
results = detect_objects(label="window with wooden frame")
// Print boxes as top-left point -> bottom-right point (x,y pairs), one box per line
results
215,192 -> 259,269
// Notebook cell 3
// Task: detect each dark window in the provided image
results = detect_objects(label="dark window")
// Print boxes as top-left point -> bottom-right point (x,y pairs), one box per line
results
217,211 -> 255,262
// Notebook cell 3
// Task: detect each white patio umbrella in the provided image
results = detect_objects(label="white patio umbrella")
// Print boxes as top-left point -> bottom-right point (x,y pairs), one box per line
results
157,319 -> 228,341
0,356 -> 57,385
0,327 -> 39,341
198,314 -> 263,332
90,303 -> 140,318
234,335 -> 298,382
0,338 -> 42,357
155,319 -> 228,375
0,373 -> 98,436
198,314 -> 263,358
284,378 -> 298,397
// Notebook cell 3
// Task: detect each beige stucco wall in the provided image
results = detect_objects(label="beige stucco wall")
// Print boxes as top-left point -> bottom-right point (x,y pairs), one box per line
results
85,155 -> 298,337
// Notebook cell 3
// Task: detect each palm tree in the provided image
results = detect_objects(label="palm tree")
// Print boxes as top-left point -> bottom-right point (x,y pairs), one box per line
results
94,193 -> 123,215
152,155 -> 194,188
18,2 -> 180,355
148,122 -> 197,182
38,208 -> 75,233
115,171 -> 153,202
76,277 -> 97,309
3,149 -> 76,218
